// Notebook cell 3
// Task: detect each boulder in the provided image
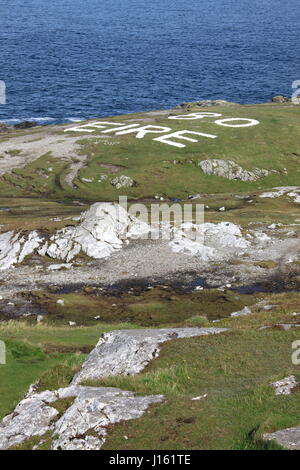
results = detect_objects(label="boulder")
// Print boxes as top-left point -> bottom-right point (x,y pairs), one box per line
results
271,375 -> 299,395
14,121 -> 38,130
169,221 -> 251,259
230,306 -> 252,318
0,231 -> 43,270
110,175 -> 136,189
271,95 -> 290,103
259,187 -> 300,203
41,202 -> 149,262
198,159 -> 269,181
264,426 -> 300,450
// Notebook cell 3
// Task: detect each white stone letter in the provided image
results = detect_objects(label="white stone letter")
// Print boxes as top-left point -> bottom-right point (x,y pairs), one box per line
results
115,125 -> 172,138
0,340 -> 6,364
214,118 -> 260,128
153,130 -> 217,148
169,112 -> 222,120
292,340 -> 300,365
65,121 -> 124,133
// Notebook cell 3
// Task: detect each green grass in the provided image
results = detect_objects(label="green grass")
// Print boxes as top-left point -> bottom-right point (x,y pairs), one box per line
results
97,326 -> 300,450
0,343 -> 81,420
233,427 -> 285,450
1,104 -> 300,201
8,431 -> 53,451
21,287 -> 260,326
79,294 -> 300,450
0,290 -> 299,449
0,321 -> 139,420
1,103 -> 300,450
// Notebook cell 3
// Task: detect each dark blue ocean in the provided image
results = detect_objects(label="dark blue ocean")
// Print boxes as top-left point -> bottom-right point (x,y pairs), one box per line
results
0,0 -> 300,125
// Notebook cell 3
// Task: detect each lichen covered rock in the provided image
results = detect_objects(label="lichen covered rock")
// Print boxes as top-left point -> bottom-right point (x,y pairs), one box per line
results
198,159 -> 269,181
110,175 -> 136,189
72,327 -> 228,385
0,385 -> 163,451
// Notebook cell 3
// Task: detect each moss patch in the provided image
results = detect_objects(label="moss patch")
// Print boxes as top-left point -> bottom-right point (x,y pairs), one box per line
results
20,287 -> 260,326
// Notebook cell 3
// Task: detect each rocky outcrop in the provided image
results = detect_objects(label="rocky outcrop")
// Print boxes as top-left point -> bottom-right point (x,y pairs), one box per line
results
14,121 -> 38,130
40,202 -> 149,262
52,387 -> 162,450
0,326 -> 227,450
271,95 -> 290,103
265,426 -> 300,450
72,327 -> 227,385
110,175 -> 136,189
169,221 -> 251,259
0,231 -> 43,271
177,100 -> 238,109
0,203 -> 150,269
198,159 -> 269,181
260,187 -> 300,204
271,376 -> 299,395
0,385 -> 163,450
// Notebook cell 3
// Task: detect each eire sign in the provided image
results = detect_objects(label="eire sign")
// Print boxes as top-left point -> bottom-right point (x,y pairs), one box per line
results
65,112 -> 260,149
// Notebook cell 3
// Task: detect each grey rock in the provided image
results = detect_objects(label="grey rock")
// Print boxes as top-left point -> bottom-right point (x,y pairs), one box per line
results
0,390 -> 59,450
0,385 -> 163,450
198,159 -> 269,182
52,386 -> 163,450
263,304 -> 277,311
271,95 -> 290,103
271,375 -> 299,395
230,306 -> 252,318
72,327 -> 228,385
177,100 -> 238,109
0,230 -> 43,271
110,175 -> 136,189
276,324 -> 300,331
14,121 -> 38,130
0,326 -> 228,450
40,202 -> 150,262
265,426 -> 300,450
261,324 -> 300,331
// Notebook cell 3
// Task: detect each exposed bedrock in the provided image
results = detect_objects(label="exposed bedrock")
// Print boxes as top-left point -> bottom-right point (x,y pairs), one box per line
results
72,327 -> 228,385
0,327 -> 227,450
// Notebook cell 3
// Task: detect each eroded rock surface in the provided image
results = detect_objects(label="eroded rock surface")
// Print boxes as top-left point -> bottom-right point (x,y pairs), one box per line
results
0,201 -> 298,273
169,221 -> 251,259
110,175 -> 136,189
0,385 -> 163,450
260,186 -> 300,203
271,375 -> 299,395
265,426 -> 300,450
0,231 -> 43,271
41,202 -> 149,262
72,327 -> 228,385
198,159 -> 269,181
0,203 -> 150,269
0,326 -> 228,450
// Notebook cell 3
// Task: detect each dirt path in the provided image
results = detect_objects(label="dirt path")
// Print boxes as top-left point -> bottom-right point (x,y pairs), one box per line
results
0,127 -> 96,186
